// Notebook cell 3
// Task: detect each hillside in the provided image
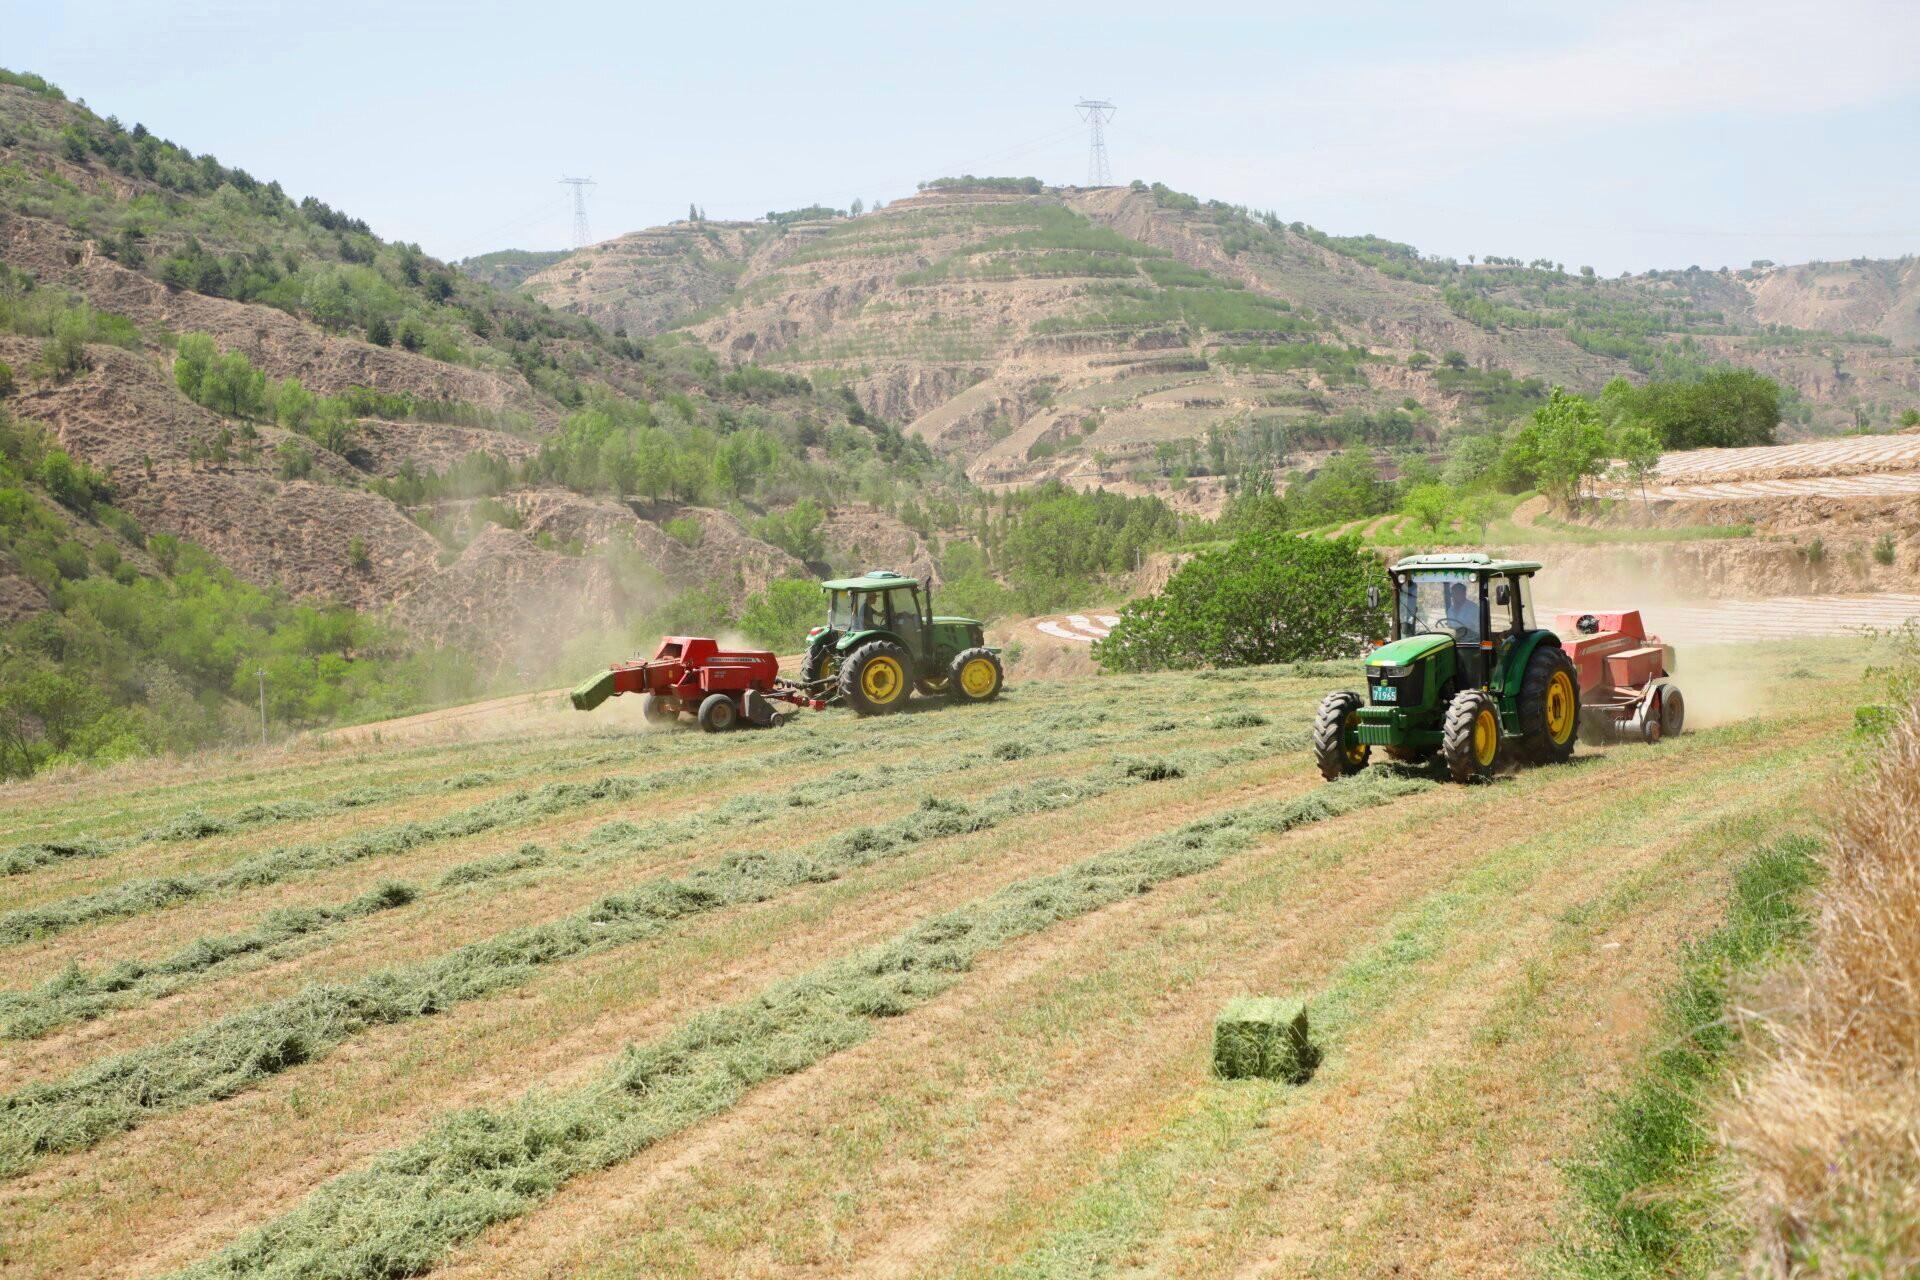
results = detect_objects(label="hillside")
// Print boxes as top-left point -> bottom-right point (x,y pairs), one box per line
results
0,72 -> 964,685
514,182 -> 1920,506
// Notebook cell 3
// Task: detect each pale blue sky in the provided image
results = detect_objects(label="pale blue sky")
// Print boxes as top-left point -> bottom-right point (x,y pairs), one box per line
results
14,0 -> 1920,274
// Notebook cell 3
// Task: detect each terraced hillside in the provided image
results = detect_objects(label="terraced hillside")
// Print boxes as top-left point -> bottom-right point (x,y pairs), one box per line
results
0,639 -> 1869,1278
520,185 -> 1920,504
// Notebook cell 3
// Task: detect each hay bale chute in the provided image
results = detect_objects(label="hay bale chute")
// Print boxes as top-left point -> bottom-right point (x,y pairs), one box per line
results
1213,997 -> 1317,1083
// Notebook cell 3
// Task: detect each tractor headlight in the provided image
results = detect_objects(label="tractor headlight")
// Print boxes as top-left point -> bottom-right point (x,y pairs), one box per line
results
1373,664 -> 1415,679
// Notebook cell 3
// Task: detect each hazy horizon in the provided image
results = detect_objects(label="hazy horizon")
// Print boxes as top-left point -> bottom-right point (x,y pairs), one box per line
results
14,0 -> 1920,275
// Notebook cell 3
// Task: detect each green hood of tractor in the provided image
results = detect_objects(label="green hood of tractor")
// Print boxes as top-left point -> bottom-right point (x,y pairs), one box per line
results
1366,634 -> 1452,667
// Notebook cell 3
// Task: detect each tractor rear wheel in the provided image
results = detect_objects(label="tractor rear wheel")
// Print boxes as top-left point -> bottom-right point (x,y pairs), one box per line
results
697,693 -> 738,732
1517,645 -> 1580,765
641,693 -> 678,726
948,647 -> 1004,703
1312,691 -> 1370,781
840,640 -> 914,715
1442,689 -> 1502,783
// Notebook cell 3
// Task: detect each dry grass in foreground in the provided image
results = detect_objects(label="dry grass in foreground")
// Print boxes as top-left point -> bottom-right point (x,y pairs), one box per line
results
1726,702 -> 1920,1276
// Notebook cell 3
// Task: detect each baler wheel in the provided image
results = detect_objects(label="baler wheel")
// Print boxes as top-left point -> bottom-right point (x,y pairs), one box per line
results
1442,689 -> 1501,783
1312,691 -> 1369,781
1517,646 -> 1580,765
1661,687 -> 1685,737
641,694 -> 677,726
697,693 -> 739,733
840,640 -> 913,715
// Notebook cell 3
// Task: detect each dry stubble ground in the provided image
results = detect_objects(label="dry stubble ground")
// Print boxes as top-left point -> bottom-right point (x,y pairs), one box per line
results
0,640 -> 1870,1279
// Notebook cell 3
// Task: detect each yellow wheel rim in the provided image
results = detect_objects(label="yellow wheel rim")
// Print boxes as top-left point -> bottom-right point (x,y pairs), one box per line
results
861,655 -> 905,703
1343,710 -> 1367,765
1545,670 -> 1576,742
959,657 -> 998,698
1473,708 -> 1499,767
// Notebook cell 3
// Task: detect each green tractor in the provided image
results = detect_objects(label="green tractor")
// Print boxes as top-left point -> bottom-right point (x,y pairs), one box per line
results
800,569 -> 1005,715
1314,553 -> 1580,784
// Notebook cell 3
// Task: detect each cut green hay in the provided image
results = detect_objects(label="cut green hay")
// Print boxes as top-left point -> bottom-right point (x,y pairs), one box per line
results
5,718 -> 1239,1045
0,744 -> 1272,1175
1547,834 -> 1823,1279
0,882 -> 418,1041
1213,997 -> 1318,1083
1208,710 -> 1269,730
164,769 -> 1432,1280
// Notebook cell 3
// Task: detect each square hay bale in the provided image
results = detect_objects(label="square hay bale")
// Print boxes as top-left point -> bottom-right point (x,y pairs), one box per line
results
1212,997 -> 1316,1083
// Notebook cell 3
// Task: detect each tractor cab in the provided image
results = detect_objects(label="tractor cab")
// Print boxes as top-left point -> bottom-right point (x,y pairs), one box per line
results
1384,554 -> 1540,689
803,569 -> 1004,715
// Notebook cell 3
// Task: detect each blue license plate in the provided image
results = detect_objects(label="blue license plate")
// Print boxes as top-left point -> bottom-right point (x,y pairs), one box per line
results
1373,685 -> 1396,703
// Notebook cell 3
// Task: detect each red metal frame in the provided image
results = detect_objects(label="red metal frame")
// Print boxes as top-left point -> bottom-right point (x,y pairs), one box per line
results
606,636 -> 824,721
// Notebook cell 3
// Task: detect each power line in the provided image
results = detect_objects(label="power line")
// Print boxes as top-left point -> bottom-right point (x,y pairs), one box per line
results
558,177 -> 597,248
1075,99 -> 1116,187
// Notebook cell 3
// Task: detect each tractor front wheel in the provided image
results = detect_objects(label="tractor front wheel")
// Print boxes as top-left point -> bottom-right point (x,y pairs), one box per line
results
840,640 -> 914,715
641,693 -> 678,726
1442,689 -> 1502,783
801,645 -> 841,699
1312,691 -> 1370,781
697,694 -> 739,732
948,647 -> 1004,703
1517,645 -> 1580,765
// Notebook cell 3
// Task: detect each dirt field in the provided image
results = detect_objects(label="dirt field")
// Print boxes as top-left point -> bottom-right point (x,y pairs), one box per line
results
0,640 -> 1872,1279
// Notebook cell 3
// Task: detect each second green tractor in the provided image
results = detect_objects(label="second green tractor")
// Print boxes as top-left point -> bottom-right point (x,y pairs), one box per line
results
801,570 -> 1004,715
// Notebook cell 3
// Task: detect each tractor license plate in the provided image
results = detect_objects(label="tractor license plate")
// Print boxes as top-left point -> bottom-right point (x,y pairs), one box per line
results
1372,685 -> 1396,703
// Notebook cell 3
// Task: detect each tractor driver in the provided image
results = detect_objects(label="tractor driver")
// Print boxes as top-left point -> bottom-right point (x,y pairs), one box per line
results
1443,581 -> 1479,639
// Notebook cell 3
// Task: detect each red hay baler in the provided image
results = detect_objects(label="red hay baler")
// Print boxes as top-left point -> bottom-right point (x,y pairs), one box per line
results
1554,610 -> 1686,744
569,636 -> 826,732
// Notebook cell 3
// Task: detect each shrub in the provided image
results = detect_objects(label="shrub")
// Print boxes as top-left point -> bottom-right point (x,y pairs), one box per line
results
1094,533 -> 1387,672
738,579 -> 820,649
274,440 -> 313,481
1875,533 -> 1897,566
347,535 -> 370,572
662,516 -> 702,548
0,361 -> 12,397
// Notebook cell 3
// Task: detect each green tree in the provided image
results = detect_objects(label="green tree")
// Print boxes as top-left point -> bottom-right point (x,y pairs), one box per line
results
173,333 -> 216,400
1510,389 -> 1610,513
1611,423 -> 1662,512
0,361 -> 13,397
738,579 -> 820,648
1401,482 -> 1454,533
1095,533 -> 1386,672
40,310 -> 91,380
1900,409 -> 1919,429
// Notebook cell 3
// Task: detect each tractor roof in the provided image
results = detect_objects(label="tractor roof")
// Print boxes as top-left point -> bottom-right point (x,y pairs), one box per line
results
1391,552 -> 1543,576
820,569 -> 920,592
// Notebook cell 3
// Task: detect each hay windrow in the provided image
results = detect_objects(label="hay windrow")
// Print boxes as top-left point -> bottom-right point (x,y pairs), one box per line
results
0,744 -> 1271,1175
164,769 -> 1430,1280
0,883 -> 419,1041
5,720 -> 1217,1032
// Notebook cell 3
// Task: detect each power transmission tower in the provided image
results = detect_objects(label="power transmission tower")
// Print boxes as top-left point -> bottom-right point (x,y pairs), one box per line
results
1075,99 -> 1115,186
558,177 -> 597,248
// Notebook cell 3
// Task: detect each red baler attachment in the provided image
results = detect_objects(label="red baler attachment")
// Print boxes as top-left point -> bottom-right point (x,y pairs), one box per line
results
570,636 -> 825,731
1554,611 -> 1685,743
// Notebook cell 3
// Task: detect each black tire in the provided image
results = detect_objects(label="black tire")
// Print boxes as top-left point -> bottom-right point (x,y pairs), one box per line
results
947,647 -> 1004,704
641,693 -> 678,726
697,693 -> 738,732
1660,686 -> 1685,737
801,644 -> 841,698
1313,691 -> 1369,781
1442,689 -> 1502,783
1516,644 -> 1580,765
839,639 -> 914,715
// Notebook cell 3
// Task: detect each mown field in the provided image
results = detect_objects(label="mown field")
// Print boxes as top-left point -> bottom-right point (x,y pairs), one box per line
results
0,641 -> 1872,1279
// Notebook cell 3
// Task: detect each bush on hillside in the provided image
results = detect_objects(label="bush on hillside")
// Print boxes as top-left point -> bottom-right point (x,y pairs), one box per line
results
1093,534 -> 1387,672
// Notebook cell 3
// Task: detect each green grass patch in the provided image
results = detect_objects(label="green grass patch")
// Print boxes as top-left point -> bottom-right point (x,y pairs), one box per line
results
1547,834 -> 1823,1279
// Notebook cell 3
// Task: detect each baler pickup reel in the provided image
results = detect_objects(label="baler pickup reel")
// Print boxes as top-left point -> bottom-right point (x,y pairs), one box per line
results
571,636 -> 826,733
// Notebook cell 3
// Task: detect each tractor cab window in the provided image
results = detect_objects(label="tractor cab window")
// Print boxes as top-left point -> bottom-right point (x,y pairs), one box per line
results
1488,577 -> 1517,642
1399,571 -> 1480,643
885,588 -> 922,644
827,590 -> 855,631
